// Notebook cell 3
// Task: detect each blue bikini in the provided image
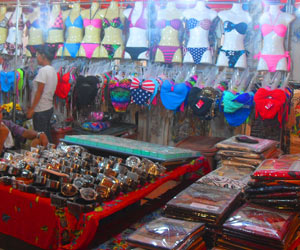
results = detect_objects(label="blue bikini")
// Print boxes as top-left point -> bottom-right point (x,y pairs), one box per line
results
0,71 -> 15,92
63,15 -> 83,58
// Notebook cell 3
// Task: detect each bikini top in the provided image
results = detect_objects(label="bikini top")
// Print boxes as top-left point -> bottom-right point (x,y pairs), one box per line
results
103,8 -> 123,30
128,6 -> 147,30
156,19 -> 182,30
26,19 -> 40,29
50,11 -> 63,30
56,71 -> 71,100
0,71 -> 15,93
224,21 -> 248,35
160,80 -> 190,111
83,8 -> 102,29
65,15 -> 83,29
186,18 -> 212,31
7,12 -> 24,30
0,16 -> 8,28
102,17 -> 123,29
260,13 -> 287,38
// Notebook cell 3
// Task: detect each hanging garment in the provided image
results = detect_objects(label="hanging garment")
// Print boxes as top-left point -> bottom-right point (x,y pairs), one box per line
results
109,78 -> 131,112
254,88 -> 288,127
130,77 -> 157,106
160,80 -> 190,111
222,91 -> 254,127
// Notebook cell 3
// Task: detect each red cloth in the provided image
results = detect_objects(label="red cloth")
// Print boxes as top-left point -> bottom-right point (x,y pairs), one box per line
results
0,157 -> 208,250
254,88 -> 287,127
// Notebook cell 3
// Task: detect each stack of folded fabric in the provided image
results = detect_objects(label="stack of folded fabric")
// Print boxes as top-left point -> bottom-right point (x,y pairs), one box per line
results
216,135 -> 281,169
163,183 -> 242,226
245,156 -> 300,210
197,164 -> 253,190
163,183 -> 242,248
216,203 -> 300,250
126,216 -> 206,250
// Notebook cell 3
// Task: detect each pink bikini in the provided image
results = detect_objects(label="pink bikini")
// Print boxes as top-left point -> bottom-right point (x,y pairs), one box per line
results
254,12 -> 290,72
81,8 -> 102,59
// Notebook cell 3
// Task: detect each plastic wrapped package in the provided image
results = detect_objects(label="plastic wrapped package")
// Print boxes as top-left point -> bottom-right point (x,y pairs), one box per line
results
221,159 -> 256,169
197,165 -> 253,190
252,159 -> 300,180
164,183 -> 241,225
126,217 -> 205,250
279,154 -> 300,161
222,203 -> 300,248
225,157 -> 263,166
216,135 -> 279,153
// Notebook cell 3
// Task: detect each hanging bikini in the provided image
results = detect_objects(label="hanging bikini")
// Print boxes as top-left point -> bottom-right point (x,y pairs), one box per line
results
254,12 -> 290,72
46,11 -> 64,56
109,78 -> 131,112
222,91 -> 254,127
155,19 -> 182,63
63,13 -> 83,58
185,18 -> 212,64
219,21 -> 248,68
4,10 -> 24,56
0,71 -> 15,93
160,79 -> 190,111
55,69 -> 72,104
81,7 -> 102,59
101,8 -> 124,59
125,4 -> 149,60
254,88 -> 288,127
130,77 -> 158,106
26,9 -> 48,57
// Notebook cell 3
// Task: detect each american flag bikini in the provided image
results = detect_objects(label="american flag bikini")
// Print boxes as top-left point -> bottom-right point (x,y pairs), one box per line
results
130,78 -> 156,106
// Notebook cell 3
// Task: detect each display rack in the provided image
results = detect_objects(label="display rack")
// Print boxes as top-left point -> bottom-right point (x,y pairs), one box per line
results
0,0 -> 295,121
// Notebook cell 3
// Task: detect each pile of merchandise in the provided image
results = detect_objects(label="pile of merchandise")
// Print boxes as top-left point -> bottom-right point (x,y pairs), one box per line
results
216,203 -> 300,250
126,217 -> 206,250
215,135 -> 281,169
246,155 -> 300,210
0,143 -> 165,216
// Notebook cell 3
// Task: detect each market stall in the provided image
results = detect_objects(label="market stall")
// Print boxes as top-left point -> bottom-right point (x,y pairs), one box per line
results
0,0 -> 300,250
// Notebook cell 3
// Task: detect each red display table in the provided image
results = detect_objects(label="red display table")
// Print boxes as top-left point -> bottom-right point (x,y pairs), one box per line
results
0,157 -> 209,250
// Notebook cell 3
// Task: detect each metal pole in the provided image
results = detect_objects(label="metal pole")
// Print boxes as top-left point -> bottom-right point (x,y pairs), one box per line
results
12,0 -> 20,123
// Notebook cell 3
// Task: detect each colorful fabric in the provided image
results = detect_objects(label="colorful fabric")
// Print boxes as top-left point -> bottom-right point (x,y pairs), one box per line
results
109,79 -> 131,112
81,121 -> 110,132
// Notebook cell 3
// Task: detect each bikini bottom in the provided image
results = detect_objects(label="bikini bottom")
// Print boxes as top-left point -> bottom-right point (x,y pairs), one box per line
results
156,45 -> 181,63
0,71 -> 15,92
102,44 -> 121,59
125,47 -> 148,60
81,43 -> 100,59
254,52 -> 291,72
219,48 -> 248,68
26,44 -> 43,57
187,47 -> 210,64
63,43 -> 81,58
45,43 -> 64,58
